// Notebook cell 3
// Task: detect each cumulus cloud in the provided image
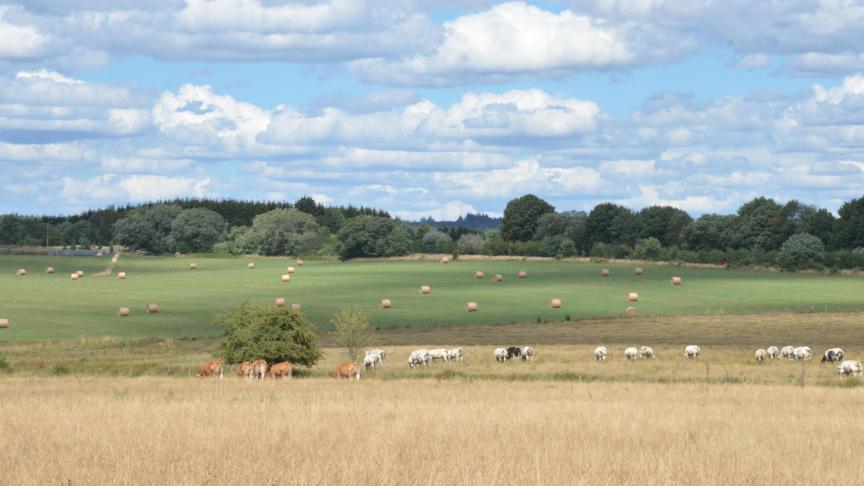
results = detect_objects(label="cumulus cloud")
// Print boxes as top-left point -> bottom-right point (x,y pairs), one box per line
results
0,7 -> 51,60
60,173 -> 211,204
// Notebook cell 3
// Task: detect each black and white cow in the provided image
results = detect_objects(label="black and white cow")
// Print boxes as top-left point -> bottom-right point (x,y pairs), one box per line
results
506,346 -> 522,360
821,348 -> 845,364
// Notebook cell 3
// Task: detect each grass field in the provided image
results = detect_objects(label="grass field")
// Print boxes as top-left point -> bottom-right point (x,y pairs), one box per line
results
1,254 -> 864,342
2,377 -> 862,485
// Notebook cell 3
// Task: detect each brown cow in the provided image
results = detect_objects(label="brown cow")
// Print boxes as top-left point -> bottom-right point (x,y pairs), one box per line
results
267,361 -> 293,380
196,359 -> 224,379
235,361 -> 253,378
250,359 -> 268,380
333,362 -> 360,381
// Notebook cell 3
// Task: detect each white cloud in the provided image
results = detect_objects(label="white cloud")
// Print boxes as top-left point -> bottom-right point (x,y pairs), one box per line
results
60,173 -> 212,203
0,7 -> 51,60
728,53 -> 771,70
393,201 -> 478,221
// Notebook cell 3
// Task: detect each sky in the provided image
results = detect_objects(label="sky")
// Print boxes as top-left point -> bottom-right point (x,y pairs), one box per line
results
1,1 -> 863,219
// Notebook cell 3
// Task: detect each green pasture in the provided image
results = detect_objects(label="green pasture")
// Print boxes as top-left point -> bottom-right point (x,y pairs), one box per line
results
0,255 -> 863,342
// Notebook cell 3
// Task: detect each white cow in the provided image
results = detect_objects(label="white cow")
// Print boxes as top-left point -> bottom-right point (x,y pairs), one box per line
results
793,346 -> 812,361
684,345 -> 701,359
494,348 -> 508,362
780,346 -> 795,359
624,347 -> 639,360
521,346 -> 535,361
766,346 -> 780,359
408,349 -> 432,369
640,346 -> 655,359
446,348 -> 464,362
837,360 -> 864,377
754,348 -> 767,363
821,348 -> 844,364
593,346 -> 608,361
364,349 -> 385,369
427,348 -> 450,363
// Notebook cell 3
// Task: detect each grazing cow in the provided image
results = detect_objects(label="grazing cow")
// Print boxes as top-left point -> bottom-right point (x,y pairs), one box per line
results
792,346 -> 812,361
446,348 -> 464,362
196,359 -> 224,379
427,348 -> 450,363
684,345 -> 700,359
837,360 -> 864,377
821,348 -> 845,364
267,361 -> 293,379
766,346 -> 780,359
334,362 -> 361,381
494,348 -> 508,362
408,349 -> 432,369
364,349 -> 385,369
250,359 -> 268,380
506,347 -> 522,360
640,346 -> 655,359
366,349 -> 385,362
624,347 -> 639,360
521,346 -> 535,361
754,349 -> 767,363
780,346 -> 795,359
594,346 -> 608,361
235,361 -> 253,378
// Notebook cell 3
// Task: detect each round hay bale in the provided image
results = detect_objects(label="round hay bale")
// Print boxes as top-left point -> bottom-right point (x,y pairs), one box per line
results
247,262 -> 255,269
117,307 -> 130,317
379,299 -> 392,309
189,262 -> 198,270
146,304 -> 160,314
291,303 -> 302,311
466,302 -> 478,312
70,273 -> 80,280
0,318 -> 9,329
296,259 -> 304,266
117,272 -> 127,280
634,267 -> 643,276
286,267 -> 296,274
474,271 -> 485,279
550,299 -> 562,309
76,270 -> 84,277
600,268 -> 610,277
492,274 -> 503,282
45,266 -> 54,274
275,298 -> 286,307
96,251 -> 103,257
517,271 -> 527,279
671,276 -> 683,285
626,306 -> 637,317
420,285 -> 431,294
281,274 -> 291,283
628,292 -> 638,302
440,256 -> 450,264
15,268 -> 26,277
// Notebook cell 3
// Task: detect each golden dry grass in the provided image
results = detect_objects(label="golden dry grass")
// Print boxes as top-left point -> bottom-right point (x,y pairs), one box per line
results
1,377 -> 863,485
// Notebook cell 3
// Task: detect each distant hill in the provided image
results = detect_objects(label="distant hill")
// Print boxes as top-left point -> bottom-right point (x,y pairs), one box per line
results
410,213 -> 502,231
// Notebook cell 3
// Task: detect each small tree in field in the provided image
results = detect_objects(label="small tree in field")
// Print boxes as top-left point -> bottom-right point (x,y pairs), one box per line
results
331,307 -> 371,362
217,303 -> 322,366
777,233 -> 825,271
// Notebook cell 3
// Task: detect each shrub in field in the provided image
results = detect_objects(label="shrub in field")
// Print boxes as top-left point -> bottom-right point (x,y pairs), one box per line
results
335,216 -> 412,260
331,307 -> 371,362
635,237 -> 664,260
0,355 -> 10,373
777,233 -> 825,271
217,303 -> 322,366
170,208 -> 226,253
457,233 -> 485,254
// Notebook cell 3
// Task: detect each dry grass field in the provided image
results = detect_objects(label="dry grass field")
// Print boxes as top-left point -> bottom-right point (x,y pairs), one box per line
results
1,377 -> 863,485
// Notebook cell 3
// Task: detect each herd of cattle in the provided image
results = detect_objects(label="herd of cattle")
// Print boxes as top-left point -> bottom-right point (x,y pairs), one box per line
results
195,344 -> 864,380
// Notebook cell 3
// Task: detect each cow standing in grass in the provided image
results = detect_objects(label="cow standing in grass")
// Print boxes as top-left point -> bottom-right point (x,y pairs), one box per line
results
427,348 -> 450,364
684,345 -> 700,359
640,346 -> 655,359
521,347 -> 534,361
494,348 -> 508,362
792,346 -> 812,361
446,348 -> 464,363
594,346 -> 607,361
766,346 -> 780,359
837,360 -> 863,377
235,361 -> 253,378
821,348 -> 844,364
624,347 -> 639,360
267,361 -> 293,379
408,349 -> 432,369
754,349 -> 767,363
780,346 -> 795,359
364,349 -> 385,370
196,359 -> 224,379
506,347 -> 522,361
250,359 -> 268,380
334,362 -> 360,381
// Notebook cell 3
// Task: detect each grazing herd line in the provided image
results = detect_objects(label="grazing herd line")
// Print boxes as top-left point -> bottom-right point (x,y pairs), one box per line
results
195,345 -> 864,381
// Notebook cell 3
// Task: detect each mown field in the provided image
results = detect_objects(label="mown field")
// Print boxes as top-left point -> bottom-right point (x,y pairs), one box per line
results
1,254 -> 864,342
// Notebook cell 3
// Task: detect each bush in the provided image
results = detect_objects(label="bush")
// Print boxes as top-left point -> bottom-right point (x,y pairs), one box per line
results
216,303 -> 322,366
539,235 -> 576,258
331,307 -> 371,362
0,355 -> 10,373
777,233 -> 825,271
457,233 -> 485,255
634,237 -> 664,260
335,216 -> 413,260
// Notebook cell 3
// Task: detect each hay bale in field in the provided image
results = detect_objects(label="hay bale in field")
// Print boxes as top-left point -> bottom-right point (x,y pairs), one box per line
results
466,302 -> 478,312
671,276 -> 683,285
16,268 -> 27,277
247,262 -> 255,269
117,272 -> 127,280
45,266 -> 54,274
420,285 -> 431,294
440,256 -> 450,264
70,273 -> 80,280
286,267 -> 296,274
600,268 -> 610,277
626,306 -> 637,317
628,292 -> 638,302
117,307 -> 130,317
291,303 -> 302,311
275,298 -> 286,307
634,267 -> 643,276
474,271 -> 484,279
550,298 -> 562,309
96,251 -> 103,257
146,304 -> 159,314
281,274 -> 291,283
379,299 -> 392,309
0,318 -> 9,329
492,274 -> 503,282
296,259 -> 304,266
76,270 -> 84,277
517,271 -> 527,279
189,262 -> 198,270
